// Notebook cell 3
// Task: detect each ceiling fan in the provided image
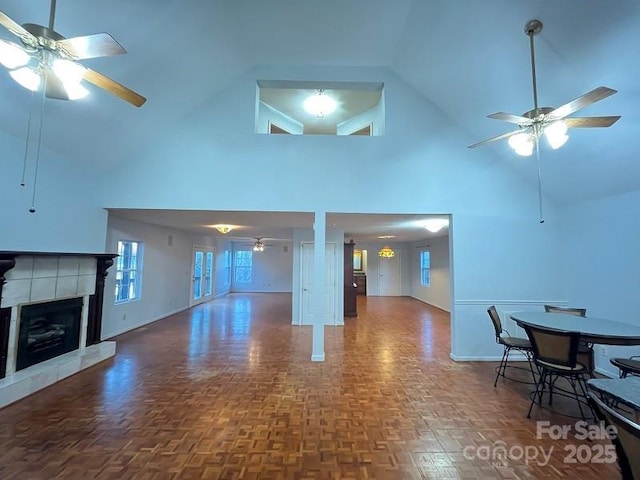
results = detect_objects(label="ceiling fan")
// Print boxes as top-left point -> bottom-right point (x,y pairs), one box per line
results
0,0 -> 145,106
241,238 -> 276,252
468,19 -> 619,156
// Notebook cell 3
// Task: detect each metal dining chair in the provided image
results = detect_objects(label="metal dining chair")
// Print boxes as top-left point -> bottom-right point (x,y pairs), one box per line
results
544,305 -> 594,375
610,356 -> 640,378
589,392 -> 640,480
487,306 -> 535,387
523,323 -> 592,420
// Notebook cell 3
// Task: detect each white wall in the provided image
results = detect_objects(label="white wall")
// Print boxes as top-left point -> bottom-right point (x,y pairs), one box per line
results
353,242 -> 412,296
410,235 -> 450,312
102,215 -> 219,339
560,189 -> 640,377
0,130 -> 107,252
230,241 -> 293,292
2,66 -> 569,360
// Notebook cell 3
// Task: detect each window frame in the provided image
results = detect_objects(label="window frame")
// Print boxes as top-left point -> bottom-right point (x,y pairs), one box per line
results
420,250 -> 431,287
115,240 -> 143,304
234,249 -> 253,284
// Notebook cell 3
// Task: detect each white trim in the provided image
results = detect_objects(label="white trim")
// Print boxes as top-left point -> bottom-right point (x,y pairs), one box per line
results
455,299 -> 568,306
311,354 -> 325,362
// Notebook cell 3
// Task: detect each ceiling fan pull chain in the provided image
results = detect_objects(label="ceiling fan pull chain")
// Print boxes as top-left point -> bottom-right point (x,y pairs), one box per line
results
29,77 -> 48,214
20,89 -> 37,187
535,134 -> 544,223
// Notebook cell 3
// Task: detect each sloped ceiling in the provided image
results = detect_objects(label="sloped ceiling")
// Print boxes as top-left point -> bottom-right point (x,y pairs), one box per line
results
1,0 -> 639,207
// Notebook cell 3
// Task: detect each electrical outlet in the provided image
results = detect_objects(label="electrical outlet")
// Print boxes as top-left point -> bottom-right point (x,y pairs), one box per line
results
600,345 -> 608,357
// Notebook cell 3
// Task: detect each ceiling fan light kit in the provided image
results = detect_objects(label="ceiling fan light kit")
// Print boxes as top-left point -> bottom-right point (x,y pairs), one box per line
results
469,19 -> 619,222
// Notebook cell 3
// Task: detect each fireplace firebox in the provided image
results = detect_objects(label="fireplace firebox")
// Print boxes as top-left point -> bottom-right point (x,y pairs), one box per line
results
16,298 -> 83,371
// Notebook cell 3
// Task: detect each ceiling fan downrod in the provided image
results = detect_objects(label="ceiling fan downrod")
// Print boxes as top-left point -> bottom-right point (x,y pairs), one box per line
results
525,19 -> 543,116
48,0 -> 57,31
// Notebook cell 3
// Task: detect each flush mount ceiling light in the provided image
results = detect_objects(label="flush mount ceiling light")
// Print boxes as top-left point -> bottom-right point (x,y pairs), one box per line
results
421,219 -> 449,233
378,235 -> 396,240
303,89 -> 337,118
378,246 -> 395,258
212,224 -> 233,234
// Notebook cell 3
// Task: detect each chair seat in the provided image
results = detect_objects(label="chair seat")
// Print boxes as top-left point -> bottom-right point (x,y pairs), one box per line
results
536,359 -> 588,373
610,358 -> 640,375
499,336 -> 531,349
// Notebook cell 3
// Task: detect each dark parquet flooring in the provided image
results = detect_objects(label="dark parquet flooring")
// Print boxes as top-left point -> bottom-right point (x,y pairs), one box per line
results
0,294 -> 622,479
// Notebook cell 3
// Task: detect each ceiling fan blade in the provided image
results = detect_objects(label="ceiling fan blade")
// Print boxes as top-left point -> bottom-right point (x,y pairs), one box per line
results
0,10 -> 37,44
83,68 -> 146,107
547,86 -> 617,120
487,112 -> 533,125
564,116 -> 620,128
56,33 -> 126,60
468,129 -> 523,149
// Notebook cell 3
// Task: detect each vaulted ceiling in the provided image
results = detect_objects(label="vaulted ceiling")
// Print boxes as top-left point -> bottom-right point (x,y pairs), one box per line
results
1,0 -> 639,209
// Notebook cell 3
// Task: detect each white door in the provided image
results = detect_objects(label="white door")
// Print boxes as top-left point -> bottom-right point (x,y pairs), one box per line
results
301,242 -> 336,324
190,247 -> 215,306
378,250 -> 402,296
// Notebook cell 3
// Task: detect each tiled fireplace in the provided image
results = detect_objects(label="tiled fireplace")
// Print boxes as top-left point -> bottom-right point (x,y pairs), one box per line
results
0,252 -> 117,409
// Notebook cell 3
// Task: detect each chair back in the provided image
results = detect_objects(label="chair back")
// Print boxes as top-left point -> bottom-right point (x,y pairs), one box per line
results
523,324 -> 581,368
544,305 -> 587,317
589,393 -> 640,480
487,306 -> 502,339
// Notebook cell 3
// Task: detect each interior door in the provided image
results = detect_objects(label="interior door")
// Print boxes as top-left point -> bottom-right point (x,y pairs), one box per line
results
190,247 -> 215,306
378,250 -> 402,296
301,242 -> 336,324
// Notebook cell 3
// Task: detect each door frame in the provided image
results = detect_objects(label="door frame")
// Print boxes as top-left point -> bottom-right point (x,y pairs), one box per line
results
190,246 -> 216,307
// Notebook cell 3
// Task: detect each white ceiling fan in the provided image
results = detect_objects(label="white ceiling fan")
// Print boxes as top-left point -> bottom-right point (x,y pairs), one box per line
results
469,19 -> 619,155
469,19 -> 620,222
0,0 -> 145,106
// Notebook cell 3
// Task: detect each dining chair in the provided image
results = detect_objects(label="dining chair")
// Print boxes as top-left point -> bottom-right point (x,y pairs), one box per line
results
523,323 -> 592,420
543,304 -> 594,375
589,392 -> 640,480
487,306 -> 535,387
610,356 -> 640,378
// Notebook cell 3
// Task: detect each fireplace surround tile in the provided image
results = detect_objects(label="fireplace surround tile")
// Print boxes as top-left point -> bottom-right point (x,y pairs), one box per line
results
1,279 -> 31,308
78,258 -> 97,276
58,257 -> 80,276
32,257 -> 60,279
77,275 -> 96,296
55,276 -> 79,298
5,257 -> 33,280
30,277 -> 57,303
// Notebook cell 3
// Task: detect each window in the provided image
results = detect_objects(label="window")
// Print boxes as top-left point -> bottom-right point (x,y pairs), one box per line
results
115,240 -> 142,303
234,250 -> 253,283
420,250 -> 431,287
224,250 -> 231,285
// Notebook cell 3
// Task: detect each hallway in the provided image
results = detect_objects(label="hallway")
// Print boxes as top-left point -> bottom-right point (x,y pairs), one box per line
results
0,294 -> 618,479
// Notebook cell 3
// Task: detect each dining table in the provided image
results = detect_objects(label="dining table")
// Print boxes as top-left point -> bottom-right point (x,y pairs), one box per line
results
587,377 -> 640,421
509,311 -> 640,346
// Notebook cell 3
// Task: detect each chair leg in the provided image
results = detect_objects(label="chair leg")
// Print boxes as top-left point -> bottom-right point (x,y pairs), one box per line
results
528,369 -> 546,419
576,375 -> 596,421
567,376 -> 587,422
494,346 -> 509,387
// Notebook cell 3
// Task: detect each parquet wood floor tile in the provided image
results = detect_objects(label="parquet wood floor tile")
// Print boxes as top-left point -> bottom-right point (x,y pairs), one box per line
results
0,294 -> 623,479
